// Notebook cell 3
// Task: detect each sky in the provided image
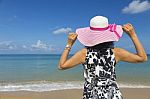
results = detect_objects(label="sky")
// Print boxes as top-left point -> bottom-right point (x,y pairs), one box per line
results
0,0 -> 150,54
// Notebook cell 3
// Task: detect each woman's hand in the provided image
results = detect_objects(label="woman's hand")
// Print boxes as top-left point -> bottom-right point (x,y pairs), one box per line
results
67,33 -> 78,47
122,23 -> 136,37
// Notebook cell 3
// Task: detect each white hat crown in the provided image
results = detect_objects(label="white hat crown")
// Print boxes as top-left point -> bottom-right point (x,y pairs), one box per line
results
90,16 -> 109,28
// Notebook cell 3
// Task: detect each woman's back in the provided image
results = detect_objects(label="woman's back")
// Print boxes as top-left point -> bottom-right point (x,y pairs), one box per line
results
82,46 -> 123,99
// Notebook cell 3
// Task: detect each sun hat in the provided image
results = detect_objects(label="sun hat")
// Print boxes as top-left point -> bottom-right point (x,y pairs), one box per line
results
76,16 -> 123,46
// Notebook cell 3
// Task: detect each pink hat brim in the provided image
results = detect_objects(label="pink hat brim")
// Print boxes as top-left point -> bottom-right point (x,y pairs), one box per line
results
76,25 -> 123,46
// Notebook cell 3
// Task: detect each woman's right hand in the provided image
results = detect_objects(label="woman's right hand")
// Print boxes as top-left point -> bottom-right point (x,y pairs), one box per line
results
122,23 -> 136,37
67,33 -> 78,47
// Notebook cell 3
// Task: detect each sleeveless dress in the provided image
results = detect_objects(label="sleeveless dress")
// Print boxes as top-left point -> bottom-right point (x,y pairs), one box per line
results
82,47 -> 123,99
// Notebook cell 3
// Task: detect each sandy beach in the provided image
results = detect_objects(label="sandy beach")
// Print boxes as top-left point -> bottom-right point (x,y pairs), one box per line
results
0,88 -> 150,99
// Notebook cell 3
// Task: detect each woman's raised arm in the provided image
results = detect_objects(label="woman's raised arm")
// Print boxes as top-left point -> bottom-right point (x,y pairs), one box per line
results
114,23 -> 147,63
58,33 -> 85,70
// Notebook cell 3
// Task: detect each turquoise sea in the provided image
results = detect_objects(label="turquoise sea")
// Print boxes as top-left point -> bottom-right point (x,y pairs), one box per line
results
0,54 -> 149,92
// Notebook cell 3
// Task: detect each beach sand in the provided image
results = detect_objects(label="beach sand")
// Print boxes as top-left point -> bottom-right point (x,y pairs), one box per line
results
0,88 -> 150,99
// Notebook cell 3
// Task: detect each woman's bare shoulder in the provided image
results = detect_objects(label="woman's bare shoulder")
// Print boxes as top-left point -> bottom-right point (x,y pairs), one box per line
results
81,48 -> 87,54
113,47 -> 128,56
113,47 -> 125,52
112,47 -> 127,63
79,48 -> 87,63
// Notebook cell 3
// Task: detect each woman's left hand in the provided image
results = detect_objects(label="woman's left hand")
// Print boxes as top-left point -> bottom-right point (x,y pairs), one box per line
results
122,23 -> 136,37
67,33 -> 78,47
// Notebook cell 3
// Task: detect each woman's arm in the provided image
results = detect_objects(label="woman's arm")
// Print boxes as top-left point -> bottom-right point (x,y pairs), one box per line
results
58,33 -> 84,70
115,23 -> 147,63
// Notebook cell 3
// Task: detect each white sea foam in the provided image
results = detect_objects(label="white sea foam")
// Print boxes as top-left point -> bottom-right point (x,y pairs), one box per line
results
0,81 -> 150,92
118,83 -> 150,88
0,81 -> 83,92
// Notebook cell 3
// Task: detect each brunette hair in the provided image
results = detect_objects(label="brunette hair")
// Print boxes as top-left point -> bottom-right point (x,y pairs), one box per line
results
85,41 -> 114,50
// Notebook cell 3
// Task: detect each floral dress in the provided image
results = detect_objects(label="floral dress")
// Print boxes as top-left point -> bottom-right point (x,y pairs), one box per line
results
82,47 -> 123,99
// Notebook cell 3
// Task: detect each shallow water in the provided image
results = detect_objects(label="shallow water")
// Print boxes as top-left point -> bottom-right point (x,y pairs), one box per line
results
0,54 -> 149,91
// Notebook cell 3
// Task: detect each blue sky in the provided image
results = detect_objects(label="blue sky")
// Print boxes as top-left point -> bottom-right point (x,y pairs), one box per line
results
0,0 -> 150,54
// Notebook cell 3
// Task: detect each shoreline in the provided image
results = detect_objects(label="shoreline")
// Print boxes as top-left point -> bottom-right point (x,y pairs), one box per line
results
0,81 -> 150,92
0,88 -> 150,99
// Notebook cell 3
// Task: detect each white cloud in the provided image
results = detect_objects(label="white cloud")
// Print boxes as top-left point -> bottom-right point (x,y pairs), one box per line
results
122,0 -> 150,14
22,45 -> 26,48
0,40 -> 62,54
22,45 -> 28,49
53,27 -> 72,34
0,41 -> 16,50
31,40 -> 48,50
49,45 -> 61,52
30,41 -> 62,53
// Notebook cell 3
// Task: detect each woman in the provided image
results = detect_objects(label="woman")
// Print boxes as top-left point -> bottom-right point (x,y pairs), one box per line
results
58,16 -> 147,99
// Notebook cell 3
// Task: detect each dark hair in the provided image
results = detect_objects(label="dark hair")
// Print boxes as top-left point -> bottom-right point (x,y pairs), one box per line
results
85,41 -> 114,50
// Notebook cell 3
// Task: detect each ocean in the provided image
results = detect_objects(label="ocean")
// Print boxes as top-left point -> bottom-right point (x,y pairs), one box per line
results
0,54 -> 149,92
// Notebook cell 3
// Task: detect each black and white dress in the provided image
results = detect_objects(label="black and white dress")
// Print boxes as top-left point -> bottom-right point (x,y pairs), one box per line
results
82,47 -> 123,99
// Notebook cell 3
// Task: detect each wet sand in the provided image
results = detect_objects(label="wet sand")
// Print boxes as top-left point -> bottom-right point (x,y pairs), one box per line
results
0,88 -> 150,99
